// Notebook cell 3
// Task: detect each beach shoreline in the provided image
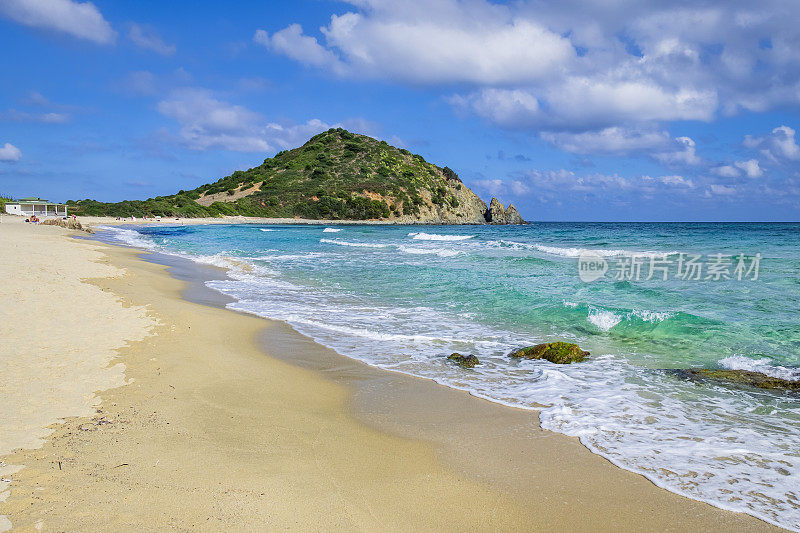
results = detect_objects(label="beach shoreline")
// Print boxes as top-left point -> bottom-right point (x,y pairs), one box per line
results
0,218 -> 784,531
75,215 -> 484,227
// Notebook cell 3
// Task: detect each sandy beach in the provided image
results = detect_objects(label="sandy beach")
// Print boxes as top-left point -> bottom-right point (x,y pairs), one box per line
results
0,215 -> 784,531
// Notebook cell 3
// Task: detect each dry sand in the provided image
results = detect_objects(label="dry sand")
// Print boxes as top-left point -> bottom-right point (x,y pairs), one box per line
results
0,215 -> 784,531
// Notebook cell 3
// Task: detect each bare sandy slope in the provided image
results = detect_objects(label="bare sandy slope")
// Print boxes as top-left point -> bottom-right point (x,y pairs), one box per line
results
0,217 -> 782,531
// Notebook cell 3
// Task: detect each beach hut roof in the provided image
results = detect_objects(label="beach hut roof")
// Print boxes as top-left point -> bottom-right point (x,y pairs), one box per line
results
14,197 -> 65,205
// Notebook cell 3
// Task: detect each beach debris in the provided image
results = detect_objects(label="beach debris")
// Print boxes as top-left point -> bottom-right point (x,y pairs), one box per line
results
669,368 -> 800,393
447,353 -> 480,368
509,342 -> 589,364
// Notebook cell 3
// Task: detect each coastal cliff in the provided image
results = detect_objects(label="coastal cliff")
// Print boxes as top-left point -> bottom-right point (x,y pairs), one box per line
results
66,128 -> 525,224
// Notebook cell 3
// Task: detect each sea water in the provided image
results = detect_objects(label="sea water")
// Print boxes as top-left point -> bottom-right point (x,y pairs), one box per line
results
102,222 -> 800,530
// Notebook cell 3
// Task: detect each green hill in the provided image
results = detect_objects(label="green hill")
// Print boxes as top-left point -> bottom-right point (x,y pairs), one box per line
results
67,128 -> 523,224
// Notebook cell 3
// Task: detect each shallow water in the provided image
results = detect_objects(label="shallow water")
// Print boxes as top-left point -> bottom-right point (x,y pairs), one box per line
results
102,222 -> 800,530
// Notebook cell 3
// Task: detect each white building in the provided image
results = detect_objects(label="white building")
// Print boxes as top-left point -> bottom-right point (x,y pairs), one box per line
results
4,197 -> 68,217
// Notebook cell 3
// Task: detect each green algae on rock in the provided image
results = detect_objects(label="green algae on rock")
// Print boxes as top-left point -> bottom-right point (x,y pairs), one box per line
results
672,368 -> 800,393
447,353 -> 480,368
509,342 -> 589,364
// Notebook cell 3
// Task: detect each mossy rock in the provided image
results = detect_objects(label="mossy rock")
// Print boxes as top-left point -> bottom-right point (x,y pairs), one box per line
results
671,368 -> 800,393
448,353 -> 480,368
509,342 -> 589,364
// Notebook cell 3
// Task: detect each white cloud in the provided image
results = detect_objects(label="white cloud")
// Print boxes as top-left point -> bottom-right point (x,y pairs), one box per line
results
510,180 -> 530,195
22,91 -> 50,106
654,136 -> 702,166
472,178 -> 505,196
714,165 -> 740,178
710,184 -> 737,196
744,125 -> 800,162
254,26 -> 345,74
257,6 -> 574,85
653,174 -> 694,187
542,127 -> 670,154
734,158 -> 763,178
0,143 -> 22,162
3,109 -> 69,123
156,88 -> 332,152
0,0 -> 116,44
258,0 -> 800,150
450,80 -> 716,131
129,23 -> 175,56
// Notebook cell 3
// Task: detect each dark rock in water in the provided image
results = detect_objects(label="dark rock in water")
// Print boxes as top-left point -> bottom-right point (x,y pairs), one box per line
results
671,368 -> 800,392
509,342 -> 589,364
448,352 -> 480,368
484,197 -> 526,225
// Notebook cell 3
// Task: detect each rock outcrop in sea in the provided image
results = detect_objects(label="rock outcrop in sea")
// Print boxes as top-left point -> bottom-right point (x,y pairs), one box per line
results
509,342 -> 589,364
671,368 -> 800,393
484,197 -> 526,225
447,353 -> 480,368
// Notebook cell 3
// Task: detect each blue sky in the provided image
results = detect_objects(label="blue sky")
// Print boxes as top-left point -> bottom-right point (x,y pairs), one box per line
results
1,0 -> 800,221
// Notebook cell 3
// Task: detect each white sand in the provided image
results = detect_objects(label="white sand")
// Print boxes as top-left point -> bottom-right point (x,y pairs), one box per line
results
0,217 -> 157,530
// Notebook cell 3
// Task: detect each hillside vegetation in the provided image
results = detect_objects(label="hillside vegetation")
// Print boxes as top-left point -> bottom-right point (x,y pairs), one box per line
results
0,195 -> 14,213
67,128 -> 489,222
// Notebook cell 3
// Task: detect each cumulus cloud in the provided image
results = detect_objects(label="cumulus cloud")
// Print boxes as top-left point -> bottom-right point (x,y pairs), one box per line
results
653,136 -> 702,166
714,165 -> 740,178
0,0 -> 116,44
709,184 -> 737,196
129,23 -> 176,56
542,127 -> 671,154
734,158 -> 763,178
0,143 -> 22,162
156,88 -> 331,152
473,178 -> 505,196
744,125 -> 800,162
258,0 -> 800,156
254,26 -> 345,74
255,5 -> 574,84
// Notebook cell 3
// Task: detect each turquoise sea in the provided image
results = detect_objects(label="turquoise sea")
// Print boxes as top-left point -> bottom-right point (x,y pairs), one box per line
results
103,222 -> 800,530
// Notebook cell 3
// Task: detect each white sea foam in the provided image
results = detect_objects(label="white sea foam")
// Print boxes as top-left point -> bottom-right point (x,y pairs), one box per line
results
720,355 -> 800,382
408,232 -> 474,241
535,244 -> 679,258
322,228 -> 342,233
320,238 -> 389,248
629,309 -> 674,323
484,240 -> 678,258
583,305 -> 673,331
587,307 -> 622,331
97,225 -> 159,250
398,246 -> 462,258
259,228 -> 277,232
